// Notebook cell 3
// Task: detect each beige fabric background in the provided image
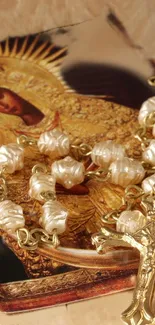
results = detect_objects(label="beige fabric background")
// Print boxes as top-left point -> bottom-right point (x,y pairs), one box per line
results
0,0 -> 154,80
0,0 -> 154,60
0,0 -> 104,40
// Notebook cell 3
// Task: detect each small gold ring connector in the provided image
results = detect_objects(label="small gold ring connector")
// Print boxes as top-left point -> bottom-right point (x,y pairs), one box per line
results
148,76 -> 155,86
32,163 -> 48,175
17,135 -> 37,147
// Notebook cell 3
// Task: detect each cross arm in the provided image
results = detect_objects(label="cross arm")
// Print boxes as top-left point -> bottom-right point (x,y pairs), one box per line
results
92,227 -> 144,253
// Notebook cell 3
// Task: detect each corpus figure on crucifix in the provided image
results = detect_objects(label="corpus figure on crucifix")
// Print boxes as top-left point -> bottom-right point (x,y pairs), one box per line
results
92,221 -> 155,325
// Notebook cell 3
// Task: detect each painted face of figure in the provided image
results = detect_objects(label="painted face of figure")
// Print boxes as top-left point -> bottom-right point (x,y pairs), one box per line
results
0,88 -> 23,116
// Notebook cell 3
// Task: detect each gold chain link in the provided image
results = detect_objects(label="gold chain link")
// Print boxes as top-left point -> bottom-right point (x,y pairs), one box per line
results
148,75 -> 155,86
0,174 -> 7,201
17,135 -> 37,147
32,163 -> 48,174
16,227 -> 59,250
85,169 -> 111,182
71,143 -> 92,157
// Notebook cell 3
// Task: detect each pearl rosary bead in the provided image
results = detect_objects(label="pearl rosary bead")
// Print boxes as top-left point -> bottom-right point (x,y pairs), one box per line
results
116,210 -> 146,234
91,140 -> 125,168
0,200 -> 25,235
51,156 -> 85,189
29,172 -> 56,201
37,129 -> 70,158
142,140 -> 155,165
29,168 -> 68,235
0,137 -> 69,240
138,97 -> 155,126
152,125 -> 155,137
39,200 -> 68,235
109,157 -> 145,188
141,174 -> 155,193
0,143 -> 24,173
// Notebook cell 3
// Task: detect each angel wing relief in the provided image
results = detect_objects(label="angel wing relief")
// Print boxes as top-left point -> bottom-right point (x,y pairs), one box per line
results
0,35 -> 142,283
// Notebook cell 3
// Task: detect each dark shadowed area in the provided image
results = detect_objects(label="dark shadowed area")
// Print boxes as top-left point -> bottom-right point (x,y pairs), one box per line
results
62,63 -> 155,108
0,238 -> 27,283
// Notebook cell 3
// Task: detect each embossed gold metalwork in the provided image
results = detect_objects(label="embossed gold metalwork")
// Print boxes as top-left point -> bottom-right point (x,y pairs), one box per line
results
0,266 -> 137,315
92,208 -> 155,324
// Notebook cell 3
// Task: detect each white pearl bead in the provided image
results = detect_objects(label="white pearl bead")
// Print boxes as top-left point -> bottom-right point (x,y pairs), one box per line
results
29,173 -> 56,201
40,200 -> 68,234
51,156 -> 85,189
152,125 -> 155,138
138,97 -> 155,126
142,173 -> 155,193
0,143 -> 24,173
142,140 -> 155,165
109,157 -> 145,187
37,129 -> 70,158
91,140 -> 125,168
116,210 -> 146,234
0,200 -> 25,234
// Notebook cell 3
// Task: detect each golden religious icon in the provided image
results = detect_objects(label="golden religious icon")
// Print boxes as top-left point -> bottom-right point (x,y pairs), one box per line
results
0,87 -> 44,126
0,36 -> 143,313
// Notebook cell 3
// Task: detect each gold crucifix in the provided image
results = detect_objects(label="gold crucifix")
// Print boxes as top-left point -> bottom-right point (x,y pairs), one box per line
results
92,221 -> 155,325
